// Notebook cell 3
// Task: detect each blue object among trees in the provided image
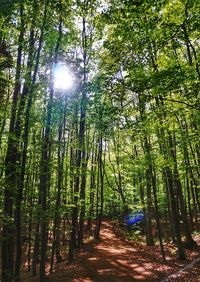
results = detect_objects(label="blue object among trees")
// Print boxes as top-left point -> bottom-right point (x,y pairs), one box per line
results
124,210 -> 144,226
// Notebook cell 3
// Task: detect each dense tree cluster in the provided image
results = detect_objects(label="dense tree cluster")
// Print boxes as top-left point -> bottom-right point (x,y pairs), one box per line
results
0,0 -> 199,281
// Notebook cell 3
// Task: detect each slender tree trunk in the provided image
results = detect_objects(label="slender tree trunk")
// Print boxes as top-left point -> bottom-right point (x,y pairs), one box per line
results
145,166 -> 154,246
151,166 -> 166,262
69,15 -> 87,262
14,3 -> 38,280
95,132 -> 104,239
31,221 -> 40,276
50,99 -> 67,272
39,14 -> 62,280
166,168 -> 186,260
78,148 -> 88,248
87,138 -> 97,234
138,95 -> 154,246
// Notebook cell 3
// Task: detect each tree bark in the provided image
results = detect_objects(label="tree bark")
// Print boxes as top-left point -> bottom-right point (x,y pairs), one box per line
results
2,3 -> 24,280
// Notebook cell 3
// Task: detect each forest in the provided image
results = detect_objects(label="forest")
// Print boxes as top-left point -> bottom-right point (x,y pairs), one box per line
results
0,0 -> 200,281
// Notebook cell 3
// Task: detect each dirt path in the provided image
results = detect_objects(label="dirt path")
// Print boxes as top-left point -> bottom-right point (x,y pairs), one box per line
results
26,221 -> 200,282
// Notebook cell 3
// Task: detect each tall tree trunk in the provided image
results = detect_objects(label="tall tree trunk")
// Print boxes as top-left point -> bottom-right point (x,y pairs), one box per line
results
138,94 -> 154,246
39,14 -> 62,281
78,148 -> 88,248
95,132 -> 104,239
50,99 -> 67,273
69,16 -> 87,262
14,2 -> 38,280
151,166 -> 166,262
87,137 -> 97,234
2,3 -> 24,280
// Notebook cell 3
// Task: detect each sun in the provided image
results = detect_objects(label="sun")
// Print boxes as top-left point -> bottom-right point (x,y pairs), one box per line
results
53,63 -> 73,90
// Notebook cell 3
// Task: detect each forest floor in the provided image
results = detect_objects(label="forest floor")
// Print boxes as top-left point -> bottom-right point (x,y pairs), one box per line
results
23,220 -> 200,282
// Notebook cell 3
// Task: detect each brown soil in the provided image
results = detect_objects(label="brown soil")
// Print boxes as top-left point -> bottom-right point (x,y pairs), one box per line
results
23,221 -> 200,281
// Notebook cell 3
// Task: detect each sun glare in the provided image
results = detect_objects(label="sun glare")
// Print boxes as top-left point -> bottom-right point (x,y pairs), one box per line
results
53,63 -> 73,90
